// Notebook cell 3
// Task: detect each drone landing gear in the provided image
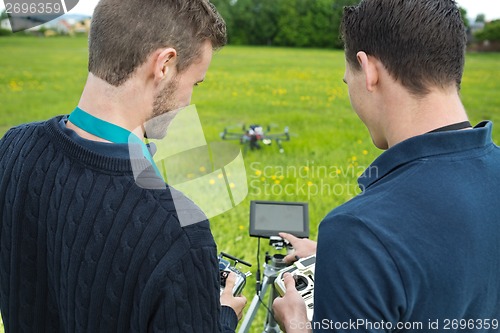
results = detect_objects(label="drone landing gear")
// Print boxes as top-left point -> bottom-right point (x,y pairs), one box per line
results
276,139 -> 285,154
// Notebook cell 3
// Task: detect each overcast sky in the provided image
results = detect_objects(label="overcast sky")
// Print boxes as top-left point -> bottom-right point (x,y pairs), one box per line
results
1,0 -> 500,22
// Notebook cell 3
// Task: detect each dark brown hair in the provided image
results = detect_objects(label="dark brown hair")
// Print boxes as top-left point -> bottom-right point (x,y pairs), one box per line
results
341,0 -> 467,96
88,0 -> 227,86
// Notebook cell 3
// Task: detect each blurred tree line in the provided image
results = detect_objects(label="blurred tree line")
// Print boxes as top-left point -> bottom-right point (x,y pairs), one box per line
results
211,0 -> 359,48
475,20 -> 500,42
212,0 -> 479,48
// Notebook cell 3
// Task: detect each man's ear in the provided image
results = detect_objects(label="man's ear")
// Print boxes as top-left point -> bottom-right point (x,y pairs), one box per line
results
356,51 -> 379,92
153,48 -> 177,83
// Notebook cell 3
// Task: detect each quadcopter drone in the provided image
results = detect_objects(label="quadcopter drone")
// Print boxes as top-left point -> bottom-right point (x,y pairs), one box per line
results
220,124 -> 291,153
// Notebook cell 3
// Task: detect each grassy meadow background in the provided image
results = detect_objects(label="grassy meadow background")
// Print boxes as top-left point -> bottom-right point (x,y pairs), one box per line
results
1,36 -> 499,332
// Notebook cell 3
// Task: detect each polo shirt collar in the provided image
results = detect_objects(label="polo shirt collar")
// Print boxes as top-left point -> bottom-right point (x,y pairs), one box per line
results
358,121 -> 494,189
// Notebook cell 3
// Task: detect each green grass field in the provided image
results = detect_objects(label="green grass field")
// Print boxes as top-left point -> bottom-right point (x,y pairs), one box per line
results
0,36 -> 499,332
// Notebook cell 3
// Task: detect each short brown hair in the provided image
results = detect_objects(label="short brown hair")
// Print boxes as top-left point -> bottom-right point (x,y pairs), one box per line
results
88,0 -> 227,86
341,0 -> 467,96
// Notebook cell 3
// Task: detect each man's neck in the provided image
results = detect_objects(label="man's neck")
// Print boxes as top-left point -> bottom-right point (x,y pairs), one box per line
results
383,87 -> 470,148
68,74 -> 150,141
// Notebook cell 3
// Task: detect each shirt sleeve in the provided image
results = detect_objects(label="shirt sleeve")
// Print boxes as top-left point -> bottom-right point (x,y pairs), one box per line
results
313,213 -> 406,332
144,245 -> 238,333
220,306 -> 238,332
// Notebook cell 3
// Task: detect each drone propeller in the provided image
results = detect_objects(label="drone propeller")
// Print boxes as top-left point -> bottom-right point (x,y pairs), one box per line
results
266,123 -> 282,132
223,123 -> 246,131
284,127 -> 298,137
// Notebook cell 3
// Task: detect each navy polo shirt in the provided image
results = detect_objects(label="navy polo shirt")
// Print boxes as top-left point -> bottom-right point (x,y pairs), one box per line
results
314,122 -> 500,332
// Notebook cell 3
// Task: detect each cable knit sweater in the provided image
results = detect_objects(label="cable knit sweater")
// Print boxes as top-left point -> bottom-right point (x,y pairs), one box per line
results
0,116 -> 238,332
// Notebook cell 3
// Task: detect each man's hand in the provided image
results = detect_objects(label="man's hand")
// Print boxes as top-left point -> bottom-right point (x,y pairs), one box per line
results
280,232 -> 317,264
220,272 -> 247,320
273,273 -> 311,333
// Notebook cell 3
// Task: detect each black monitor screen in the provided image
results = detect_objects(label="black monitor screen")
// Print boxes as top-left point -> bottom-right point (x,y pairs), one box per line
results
249,201 -> 309,238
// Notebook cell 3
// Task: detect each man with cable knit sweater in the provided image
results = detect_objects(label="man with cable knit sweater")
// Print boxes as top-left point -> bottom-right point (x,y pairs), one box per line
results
0,0 -> 246,332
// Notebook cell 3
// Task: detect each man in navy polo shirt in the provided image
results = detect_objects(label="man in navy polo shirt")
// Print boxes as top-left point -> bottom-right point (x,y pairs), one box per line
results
273,0 -> 500,332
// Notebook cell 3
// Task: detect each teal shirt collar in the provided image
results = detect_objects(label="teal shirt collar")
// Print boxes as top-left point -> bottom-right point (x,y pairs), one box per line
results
68,107 -> 162,178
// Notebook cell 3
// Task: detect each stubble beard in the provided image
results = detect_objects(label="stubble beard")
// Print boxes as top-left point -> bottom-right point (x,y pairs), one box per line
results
145,78 -> 180,140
